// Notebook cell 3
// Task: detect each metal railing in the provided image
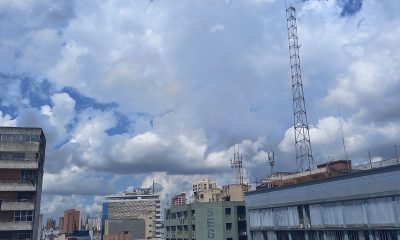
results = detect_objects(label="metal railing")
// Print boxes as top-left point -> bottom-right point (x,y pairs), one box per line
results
0,157 -> 37,161
0,199 -> 35,202
352,157 -> 399,171
0,179 -> 37,185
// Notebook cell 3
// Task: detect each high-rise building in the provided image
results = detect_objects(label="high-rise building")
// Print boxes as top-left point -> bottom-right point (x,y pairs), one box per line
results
45,217 -> 56,230
192,177 -> 251,203
59,216 -> 64,230
0,127 -> 46,240
62,209 -> 81,234
102,187 -> 161,239
170,192 -> 187,207
192,177 -> 222,202
85,214 -> 101,231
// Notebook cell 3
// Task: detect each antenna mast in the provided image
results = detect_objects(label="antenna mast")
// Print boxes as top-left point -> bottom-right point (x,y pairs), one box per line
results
267,151 -> 275,175
286,3 -> 314,171
230,143 -> 244,185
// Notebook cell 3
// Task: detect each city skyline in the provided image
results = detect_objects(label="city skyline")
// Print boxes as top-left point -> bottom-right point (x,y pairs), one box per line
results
0,0 -> 399,220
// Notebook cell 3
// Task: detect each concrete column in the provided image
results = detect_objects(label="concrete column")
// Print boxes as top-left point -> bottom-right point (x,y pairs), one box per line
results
368,230 -> 374,240
362,200 -> 371,228
392,196 -> 399,227
397,230 -> 400,240
303,205 -> 310,228
344,231 -> 349,240
358,230 -> 365,240
288,231 -> 293,240
304,231 -> 309,240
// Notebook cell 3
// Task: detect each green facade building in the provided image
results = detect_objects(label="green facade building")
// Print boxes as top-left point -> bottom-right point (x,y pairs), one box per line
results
164,201 -> 247,240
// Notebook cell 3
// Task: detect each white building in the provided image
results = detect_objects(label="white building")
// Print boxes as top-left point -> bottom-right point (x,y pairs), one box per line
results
102,187 -> 161,239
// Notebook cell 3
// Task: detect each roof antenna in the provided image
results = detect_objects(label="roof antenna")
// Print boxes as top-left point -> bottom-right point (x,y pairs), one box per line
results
267,151 -> 275,176
338,106 -> 348,160
152,178 -> 155,194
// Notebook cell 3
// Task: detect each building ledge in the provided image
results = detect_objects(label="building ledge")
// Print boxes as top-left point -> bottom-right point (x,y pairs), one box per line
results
0,201 -> 35,211
0,160 -> 38,169
0,183 -> 36,191
0,221 -> 33,231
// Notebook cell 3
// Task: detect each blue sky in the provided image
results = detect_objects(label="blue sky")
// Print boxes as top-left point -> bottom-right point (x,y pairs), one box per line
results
1,0 -> 399,219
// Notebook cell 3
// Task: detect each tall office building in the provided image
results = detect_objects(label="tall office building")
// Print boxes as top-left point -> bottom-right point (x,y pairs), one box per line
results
170,193 -> 187,207
102,187 -> 161,239
62,209 -> 81,234
0,127 -> 46,240
45,217 -> 56,230
59,216 -> 64,230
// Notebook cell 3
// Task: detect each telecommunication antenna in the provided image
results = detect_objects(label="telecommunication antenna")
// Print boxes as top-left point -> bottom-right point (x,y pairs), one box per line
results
285,2 -> 314,171
338,107 -> 349,160
267,151 -> 275,175
230,143 -> 244,186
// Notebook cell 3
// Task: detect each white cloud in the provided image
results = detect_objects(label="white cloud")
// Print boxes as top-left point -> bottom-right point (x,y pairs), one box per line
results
209,24 -> 225,33
41,92 -> 76,127
0,111 -> 17,126
0,0 -> 400,218
43,165 -> 114,195
279,115 -> 400,164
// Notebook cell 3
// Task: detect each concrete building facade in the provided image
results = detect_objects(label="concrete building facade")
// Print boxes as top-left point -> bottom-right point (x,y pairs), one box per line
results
164,201 -> 247,240
192,178 -> 251,203
0,127 -> 46,240
192,178 -> 222,203
245,162 -> 400,240
170,193 -> 187,207
46,217 -> 56,230
102,187 -> 161,239
62,209 -> 81,234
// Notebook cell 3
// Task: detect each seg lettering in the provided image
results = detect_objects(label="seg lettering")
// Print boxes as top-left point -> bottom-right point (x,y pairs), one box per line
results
207,208 -> 215,238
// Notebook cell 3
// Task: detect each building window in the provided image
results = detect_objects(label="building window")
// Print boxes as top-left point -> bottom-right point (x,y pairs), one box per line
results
225,208 -> 231,215
226,223 -> 232,230
0,152 -> 26,161
21,170 -> 37,184
0,134 -> 40,142
16,231 -> 32,240
14,211 -> 33,222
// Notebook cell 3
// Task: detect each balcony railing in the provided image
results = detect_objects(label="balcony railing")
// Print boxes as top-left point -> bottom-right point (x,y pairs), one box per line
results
353,157 -> 399,171
0,159 -> 39,169
0,200 -> 35,211
0,182 -> 36,191
0,221 -> 33,231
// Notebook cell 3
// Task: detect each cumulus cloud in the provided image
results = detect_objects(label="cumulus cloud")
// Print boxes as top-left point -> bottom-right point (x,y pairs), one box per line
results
0,111 -> 17,126
279,115 -> 400,165
0,0 -> 399,219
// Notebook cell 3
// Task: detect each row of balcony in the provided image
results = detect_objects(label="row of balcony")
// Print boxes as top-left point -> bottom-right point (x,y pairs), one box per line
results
0,201 -> 35,211
0,221 -> 33,231
0,182 -> 36,191
0,160 -> 38,169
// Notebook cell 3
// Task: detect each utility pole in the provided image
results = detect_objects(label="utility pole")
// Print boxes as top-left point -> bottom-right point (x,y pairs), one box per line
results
286,2 -> 314,171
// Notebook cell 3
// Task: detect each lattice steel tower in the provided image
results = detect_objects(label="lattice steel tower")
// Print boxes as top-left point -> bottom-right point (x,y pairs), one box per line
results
230,144 -> 244,185
286,3 -> 314,171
